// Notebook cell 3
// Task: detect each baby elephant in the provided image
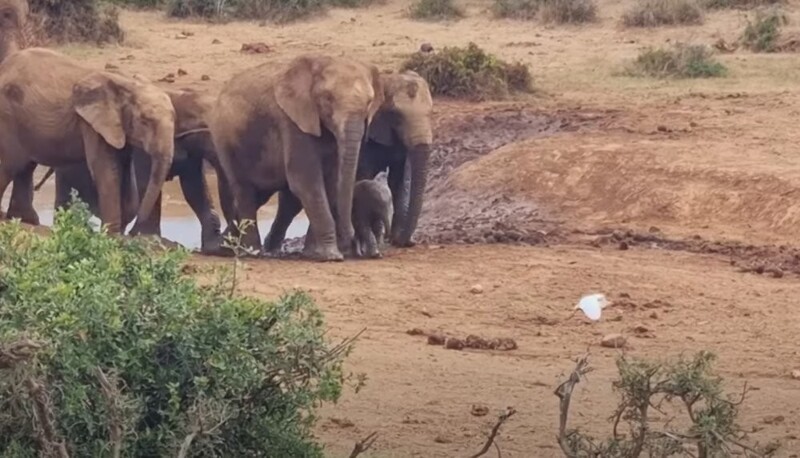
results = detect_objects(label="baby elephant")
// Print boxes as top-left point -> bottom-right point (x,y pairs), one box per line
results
352,171 -> 393,259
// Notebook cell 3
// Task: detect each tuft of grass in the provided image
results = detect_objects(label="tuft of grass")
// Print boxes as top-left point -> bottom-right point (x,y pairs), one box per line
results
409,0 -> 464,20
540,0 -> 597,23
627,43 -> 727,78
622,0 -> 703,27
702,0 -> 781,9
401,42 -> 532,100
741,9 -> 788,52
491,0 -> 541,19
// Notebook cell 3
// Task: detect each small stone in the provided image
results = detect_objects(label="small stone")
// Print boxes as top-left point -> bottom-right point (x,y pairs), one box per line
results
407,328 -> 425,336
445,337 -> 465,350
180,30 -> 194,37
201,75 -> 211,81
470,405 -> 489,417
177,68 -> 188,76
420,42 -> 434,53
763,415 -> 785,425
618,241 -> 629,250
434,435 -> 452,444
601,333 -> 627,348
427,334 -> 446,346
649,312 -> 659,319
633,324 -> 651,333
657,125 -> 669,132
212,38 -> 222,44
241,42 -> 271,54
791,369 -> 800,380
104,63 -> 119,70
470,284 -> 484,294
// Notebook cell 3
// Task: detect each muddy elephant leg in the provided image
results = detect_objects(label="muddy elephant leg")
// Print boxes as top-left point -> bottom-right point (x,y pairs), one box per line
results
179,158 -> 222,253
264,190 -> 302,254
132,153 -> 161,236
6,163 -> 40,225
387,158 -> 410,243
81,126 -> 124,233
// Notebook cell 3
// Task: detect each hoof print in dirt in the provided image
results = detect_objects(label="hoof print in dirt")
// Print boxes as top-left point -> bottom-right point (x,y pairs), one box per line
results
601,333 -> 627,348
241,42 -> 272,54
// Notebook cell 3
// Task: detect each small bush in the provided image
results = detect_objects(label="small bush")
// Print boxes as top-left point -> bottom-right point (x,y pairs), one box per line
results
29,0 -> 125,44
540,0 -> 597,23
409,0 -> 464,20
622,0 -> 703,27
491,0 -> 540,19
741,9 -> 788,52
628,43 -> 727,78
0,199 -> 353,456
167,0 -> 328,22
401,42 -> 532,100
702,0 -> 781,9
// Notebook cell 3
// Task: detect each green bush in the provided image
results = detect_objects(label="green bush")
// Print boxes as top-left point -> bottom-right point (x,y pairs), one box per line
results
741,9 -> 788,52
702,0 -> 781,9
29,0 -> 124,43
539,0 -> 597,23
627,43 -> 727,78
491,0 -> 540,19
409,0 -> 464,20
166,0 -> 346,21
401,42 -> 532,100
0,199 -> 353,456
622,0 -> 703,27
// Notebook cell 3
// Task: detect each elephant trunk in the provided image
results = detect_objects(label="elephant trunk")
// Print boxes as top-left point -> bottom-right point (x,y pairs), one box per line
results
336,117 -> 367,248
0,32 -> 20,64
395,143 -> 430,247
134,147 -> 173,234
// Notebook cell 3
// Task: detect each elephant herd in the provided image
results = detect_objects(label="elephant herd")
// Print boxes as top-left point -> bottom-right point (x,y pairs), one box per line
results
0,0 -> 434,261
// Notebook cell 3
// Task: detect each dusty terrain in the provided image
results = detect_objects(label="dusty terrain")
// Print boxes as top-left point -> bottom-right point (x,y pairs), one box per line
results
15,0 -> 800,455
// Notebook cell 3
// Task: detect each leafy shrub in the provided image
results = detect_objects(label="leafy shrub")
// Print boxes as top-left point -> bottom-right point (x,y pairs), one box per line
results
29,0 -> 124,43
622,0 -> 703,27
491,0 -> 541,19
166,0 -> 360,20
741,9 -> 788,52
0,199 -> 353,456
401,42 -> 532,100
539,0 -> 597,23
409,0 -> 464,20
627,43 -> 727,78
702,0 -> 781,9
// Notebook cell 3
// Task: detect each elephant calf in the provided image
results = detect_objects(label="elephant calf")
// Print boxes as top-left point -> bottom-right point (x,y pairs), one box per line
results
352,171 -> 393,259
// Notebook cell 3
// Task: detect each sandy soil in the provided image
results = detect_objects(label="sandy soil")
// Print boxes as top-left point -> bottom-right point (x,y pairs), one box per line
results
14,0 -> 800,455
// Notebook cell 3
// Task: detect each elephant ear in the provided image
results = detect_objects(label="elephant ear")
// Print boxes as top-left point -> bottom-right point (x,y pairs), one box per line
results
368,109 -> 395,146
366,66 -> 385,126
73,73 -> 126,150
275,57 -> 322,137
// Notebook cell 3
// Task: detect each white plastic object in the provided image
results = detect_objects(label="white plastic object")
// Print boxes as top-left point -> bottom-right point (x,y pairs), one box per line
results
575,293 -> 608,321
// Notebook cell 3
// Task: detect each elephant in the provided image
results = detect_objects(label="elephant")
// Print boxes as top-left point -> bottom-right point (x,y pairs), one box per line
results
0,36 -> 176,234
25,87 -> 233,254
352,170 -> 393,259
210,54 -> 384,261
263,70 -> 434,252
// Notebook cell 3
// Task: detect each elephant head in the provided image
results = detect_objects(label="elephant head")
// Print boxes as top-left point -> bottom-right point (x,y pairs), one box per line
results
72,71 -> 176,233
368,70 -> 433,247
275,55 -> 384,251
0,0 -> 27,63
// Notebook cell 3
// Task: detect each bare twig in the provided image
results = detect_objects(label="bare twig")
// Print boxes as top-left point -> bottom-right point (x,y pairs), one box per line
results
0,339 -> 44,369
554,353 -> 592,458
713,431 -> 765,457
468,407 -> 517,458
176,407 -> 233,458
25,378 -> 70,458
176,428 -> 199,458
95,368 -> 122,458
348,432 -> 378,458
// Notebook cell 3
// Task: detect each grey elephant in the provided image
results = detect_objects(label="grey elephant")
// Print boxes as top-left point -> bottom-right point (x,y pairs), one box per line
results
210,54 -> 384,261
352,170 -> 393,259
27,87 -> 234,254
0,1 -> 175,234
264,70 -> 433,253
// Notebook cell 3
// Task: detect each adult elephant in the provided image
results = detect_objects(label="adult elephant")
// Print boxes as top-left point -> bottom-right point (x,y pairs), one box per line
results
26,87 -> 233,254
0,42 -> 176,234
210,54 -> 383,261
264,70 -> 433,252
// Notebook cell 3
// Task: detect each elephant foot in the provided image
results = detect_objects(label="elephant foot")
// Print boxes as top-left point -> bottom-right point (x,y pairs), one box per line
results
391,238 -> 416,248
303,244 -> 344,262
6,208 -> 40,226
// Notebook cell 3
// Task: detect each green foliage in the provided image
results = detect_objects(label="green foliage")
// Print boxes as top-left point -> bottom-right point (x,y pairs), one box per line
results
628,43 -> 727,78
741,9 -> 788,52
561,352 -> 769,457
0,198 -> 353,456
29,0 -> 125,43
409,0 -> 464,21
401,42 -> 532,100
622,0 -> 704,27
702,0 -> 781,9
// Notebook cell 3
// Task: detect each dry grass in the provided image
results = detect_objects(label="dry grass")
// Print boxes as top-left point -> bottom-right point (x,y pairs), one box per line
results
622,0 -> 703,27
409,0 -> 464,20
627,43 -> 727,78
741,9 -> 788,52
29,0 -> 124,43
540,0 -> 597,23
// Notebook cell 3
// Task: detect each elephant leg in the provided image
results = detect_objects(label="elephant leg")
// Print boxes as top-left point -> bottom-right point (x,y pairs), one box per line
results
358,219 -> 380,259
179,158 -> 222,254
81,125 -> 124,233
132,153 -> 160,236
264,189 -> 302,254
372,218 -> 386,249
388,158 -> 410,243
6,163 -> 40,225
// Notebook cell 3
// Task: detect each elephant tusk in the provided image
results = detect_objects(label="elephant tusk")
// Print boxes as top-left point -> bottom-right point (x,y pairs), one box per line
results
174,127 -> 210,139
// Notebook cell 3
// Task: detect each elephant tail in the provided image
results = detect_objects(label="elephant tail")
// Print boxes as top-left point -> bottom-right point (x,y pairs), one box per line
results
34,167 -> 55,191
175,127 -> 210,139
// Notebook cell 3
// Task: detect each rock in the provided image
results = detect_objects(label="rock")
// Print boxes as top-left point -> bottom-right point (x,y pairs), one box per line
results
104,63 -> 119,71
470,405 -> 489,417
407,328 -> 426,336
158,73 -> 176,83
212,38 -> 222,44
434,435 -> 452,444
791,369 -> 800,380
763,415 -> 785,425
177,68 -> 188,76
618,241 -> 629,250
180,30 -> 194,37
427,334 -> 446,346
420,42 -> 434,53
470,284 -> 484,294
465,334 -> 490,349
445,337 -> 464,350
241,42 -> 272,54
201,75 -> 211,81
633,324 -> 651,333
492,337 -> 518,351
601,333 -> 627,348
649,312 -> 659,319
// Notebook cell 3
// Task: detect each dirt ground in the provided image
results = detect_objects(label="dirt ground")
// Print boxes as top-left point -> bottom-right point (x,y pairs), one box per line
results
19,0 -> 800,455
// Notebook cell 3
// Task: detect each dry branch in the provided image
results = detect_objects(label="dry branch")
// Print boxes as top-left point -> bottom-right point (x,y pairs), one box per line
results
95,368 -> 123,458
349,432 -> 378,458
468,407 -> 517,458
554,353 -> 592,457
26,378 -> 70,458
0,339 -> 44,369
